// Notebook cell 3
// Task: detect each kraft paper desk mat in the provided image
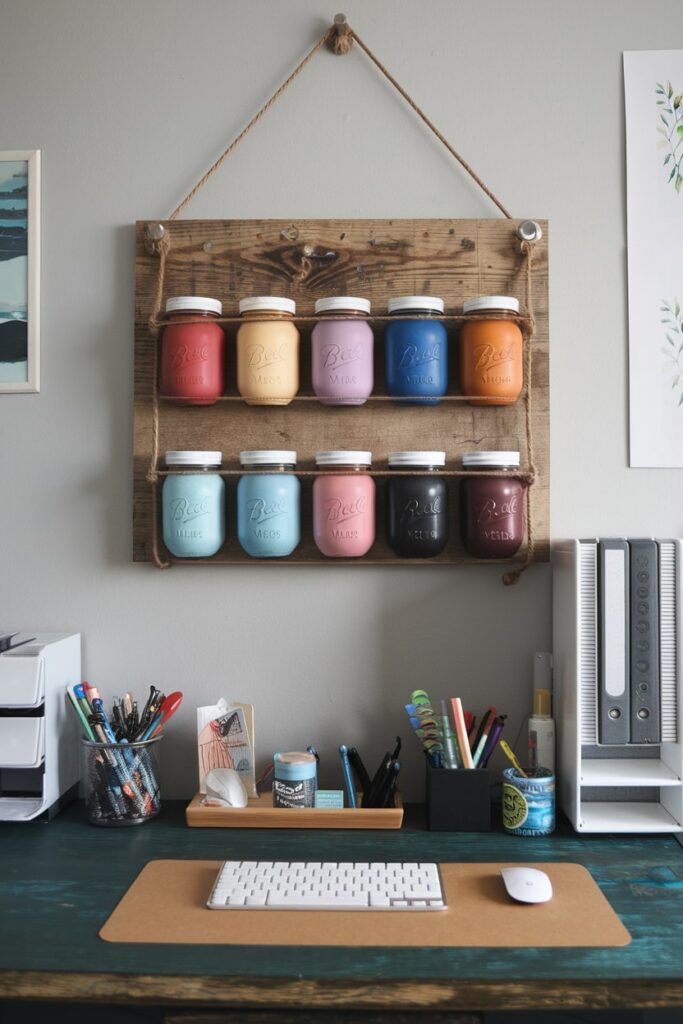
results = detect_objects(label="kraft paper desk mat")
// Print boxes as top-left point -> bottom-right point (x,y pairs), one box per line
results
100,860 -> 631,947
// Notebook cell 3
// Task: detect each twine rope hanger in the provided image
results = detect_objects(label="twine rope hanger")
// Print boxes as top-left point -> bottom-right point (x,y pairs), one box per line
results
146,14 -> 539,579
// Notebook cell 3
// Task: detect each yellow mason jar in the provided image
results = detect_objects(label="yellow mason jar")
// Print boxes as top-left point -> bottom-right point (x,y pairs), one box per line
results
237,296 -> 299,405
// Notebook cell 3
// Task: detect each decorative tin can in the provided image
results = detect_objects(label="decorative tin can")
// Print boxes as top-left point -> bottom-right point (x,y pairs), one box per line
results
273,751 -> 317,809
501,767 -> 555,836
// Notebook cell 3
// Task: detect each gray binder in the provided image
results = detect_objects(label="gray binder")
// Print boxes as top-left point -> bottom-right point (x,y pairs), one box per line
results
629,539 -> 660,743
598,539 -> 630,744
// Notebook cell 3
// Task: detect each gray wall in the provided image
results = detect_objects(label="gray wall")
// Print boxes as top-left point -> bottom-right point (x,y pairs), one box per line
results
2,0 -> 682,799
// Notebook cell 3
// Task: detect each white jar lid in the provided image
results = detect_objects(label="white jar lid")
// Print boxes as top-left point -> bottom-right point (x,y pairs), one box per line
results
388,451 -> 446,467
165,450 -> 222,466
462,450 -> 521,468
240,450 -> 297,466
387,295 -> 445,314
239,296 -> 296,315
315,450 -> 372,467
314,296 -> 371,315
462,295 -> 520,314
165,296 -> 222,316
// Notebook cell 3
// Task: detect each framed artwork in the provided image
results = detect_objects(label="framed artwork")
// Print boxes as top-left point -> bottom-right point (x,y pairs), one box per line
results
0,150 -> 40,393
624,52 -> 683,466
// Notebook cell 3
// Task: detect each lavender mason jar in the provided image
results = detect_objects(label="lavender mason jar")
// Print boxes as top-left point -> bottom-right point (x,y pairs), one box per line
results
311,296 -> 374,405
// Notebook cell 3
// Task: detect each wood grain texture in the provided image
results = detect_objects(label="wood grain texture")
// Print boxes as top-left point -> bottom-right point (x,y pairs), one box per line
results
134,219 -> 549,567
185,791 -> 403,828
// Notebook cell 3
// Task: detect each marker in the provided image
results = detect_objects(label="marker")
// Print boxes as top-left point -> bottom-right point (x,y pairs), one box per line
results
471,717 -> 494,768
480,716 -> 506,768
439,700 -> 461,769
66,685 -> 96,740
451,697 -> 474,769
339,744 -> 356,808
470,705 -> 497,757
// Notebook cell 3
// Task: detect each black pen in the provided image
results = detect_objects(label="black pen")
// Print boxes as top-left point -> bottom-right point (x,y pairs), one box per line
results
348,747 -> 371,796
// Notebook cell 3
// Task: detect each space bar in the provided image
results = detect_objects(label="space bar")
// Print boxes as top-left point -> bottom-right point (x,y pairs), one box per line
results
266,894 -> 368,908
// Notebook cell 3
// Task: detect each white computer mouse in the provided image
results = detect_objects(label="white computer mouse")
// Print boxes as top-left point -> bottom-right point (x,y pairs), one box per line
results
203,768 -> 249,808
500,866 -> 553,904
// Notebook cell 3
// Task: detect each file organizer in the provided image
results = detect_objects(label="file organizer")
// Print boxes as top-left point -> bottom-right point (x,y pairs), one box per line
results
0,632 -> 81,821
553,540 -> 682,833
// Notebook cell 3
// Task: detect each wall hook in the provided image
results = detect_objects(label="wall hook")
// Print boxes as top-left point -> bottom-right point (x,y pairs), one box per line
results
144,222 -> 165,255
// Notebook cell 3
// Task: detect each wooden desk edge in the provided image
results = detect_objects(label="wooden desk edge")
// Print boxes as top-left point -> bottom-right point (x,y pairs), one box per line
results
2,972 -> 683,1011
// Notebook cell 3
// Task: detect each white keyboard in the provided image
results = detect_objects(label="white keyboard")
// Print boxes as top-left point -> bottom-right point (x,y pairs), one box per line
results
207,860 -> 447,911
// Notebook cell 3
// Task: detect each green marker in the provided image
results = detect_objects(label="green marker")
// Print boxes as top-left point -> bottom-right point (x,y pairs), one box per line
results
66,685 -> 96,740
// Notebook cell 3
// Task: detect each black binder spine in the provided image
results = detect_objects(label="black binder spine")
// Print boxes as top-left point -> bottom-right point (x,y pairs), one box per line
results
629,539 -> 661,743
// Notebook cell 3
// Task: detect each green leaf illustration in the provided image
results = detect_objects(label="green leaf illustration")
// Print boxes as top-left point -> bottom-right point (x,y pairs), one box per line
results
676,175 -> 683,193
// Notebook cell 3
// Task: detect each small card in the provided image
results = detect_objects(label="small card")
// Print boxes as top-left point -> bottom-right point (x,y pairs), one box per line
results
314,790 -> 345,809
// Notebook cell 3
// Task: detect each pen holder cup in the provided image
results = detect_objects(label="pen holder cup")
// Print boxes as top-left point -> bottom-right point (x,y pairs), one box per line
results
81,737 -> 162,826
501,766 -> 555,836
425,763 -> 491,831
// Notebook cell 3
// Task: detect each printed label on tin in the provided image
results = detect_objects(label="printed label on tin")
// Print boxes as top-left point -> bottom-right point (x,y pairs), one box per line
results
273,777 -> 315,809
502,782 -> 528,829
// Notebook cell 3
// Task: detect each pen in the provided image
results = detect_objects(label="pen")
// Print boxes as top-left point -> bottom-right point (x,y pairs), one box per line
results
338,744 -> 356,808
66,686 -> 96,740
471,706 -> 497,757
480,716 -> 506,768
348,747 -> 371,796
471,716 -> 494,768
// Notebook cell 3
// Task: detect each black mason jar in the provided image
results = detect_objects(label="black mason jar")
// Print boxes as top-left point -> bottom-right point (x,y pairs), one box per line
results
386,451 -> 448,557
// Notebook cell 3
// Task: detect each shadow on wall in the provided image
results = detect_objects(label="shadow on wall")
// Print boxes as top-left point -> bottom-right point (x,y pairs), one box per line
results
373,563 -> 552,802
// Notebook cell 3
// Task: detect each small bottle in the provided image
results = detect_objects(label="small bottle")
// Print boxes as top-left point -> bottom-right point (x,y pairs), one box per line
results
386,451 -> 448,558
311,296 -> 373,405
313,451 -> 375,558
237,450 -> 300,558
385,296 -> 448,405
459,295 -> 523,406
161,296 -> 225,405
162,451 -> 225,558
460,450 -> 526,559
528,653 -> 555,772
236,296 -> 299,405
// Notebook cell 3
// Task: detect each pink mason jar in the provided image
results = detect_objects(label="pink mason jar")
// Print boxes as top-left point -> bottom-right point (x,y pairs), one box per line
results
313,451 -> 376,558
311,296 -> 373,405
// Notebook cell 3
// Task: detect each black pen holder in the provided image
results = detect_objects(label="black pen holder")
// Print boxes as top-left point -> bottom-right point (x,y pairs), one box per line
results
425,763 -> 491,831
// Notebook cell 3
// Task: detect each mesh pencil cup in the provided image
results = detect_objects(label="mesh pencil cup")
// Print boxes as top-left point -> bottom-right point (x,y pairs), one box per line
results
82,737 -> 162,826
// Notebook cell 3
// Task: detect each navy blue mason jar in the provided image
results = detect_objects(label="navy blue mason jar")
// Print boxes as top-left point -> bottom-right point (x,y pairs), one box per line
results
385,296 -> 447,405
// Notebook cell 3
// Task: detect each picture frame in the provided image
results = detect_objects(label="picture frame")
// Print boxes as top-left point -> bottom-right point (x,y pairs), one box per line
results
0,149 -> 40,393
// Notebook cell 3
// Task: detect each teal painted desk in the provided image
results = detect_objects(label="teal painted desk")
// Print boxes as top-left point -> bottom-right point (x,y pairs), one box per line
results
1,802 -> 682,1016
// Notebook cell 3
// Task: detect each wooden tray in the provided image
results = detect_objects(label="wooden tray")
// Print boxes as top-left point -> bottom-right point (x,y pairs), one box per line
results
185,791 -> 403,829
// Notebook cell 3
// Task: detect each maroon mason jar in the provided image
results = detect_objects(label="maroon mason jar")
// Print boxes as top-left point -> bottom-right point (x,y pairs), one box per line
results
460,451 -> 526,558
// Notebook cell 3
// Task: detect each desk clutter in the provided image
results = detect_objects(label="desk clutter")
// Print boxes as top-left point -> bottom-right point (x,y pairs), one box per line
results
187,697 -> 404,829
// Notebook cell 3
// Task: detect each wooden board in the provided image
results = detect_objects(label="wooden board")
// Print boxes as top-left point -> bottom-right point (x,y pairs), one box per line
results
185,792 -> 403,829
100,860 -> 630,947
134,218 -> 549,565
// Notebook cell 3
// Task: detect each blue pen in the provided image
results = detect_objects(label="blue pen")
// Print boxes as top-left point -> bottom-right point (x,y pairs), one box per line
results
338,744 -> 356,808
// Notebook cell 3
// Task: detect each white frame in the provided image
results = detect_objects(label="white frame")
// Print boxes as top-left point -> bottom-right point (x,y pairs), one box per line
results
0,149 -> 40,393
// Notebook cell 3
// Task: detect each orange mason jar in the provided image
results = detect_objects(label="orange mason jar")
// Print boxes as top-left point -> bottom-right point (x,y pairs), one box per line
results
236,296 -> 299,406
459,296 -> 523,406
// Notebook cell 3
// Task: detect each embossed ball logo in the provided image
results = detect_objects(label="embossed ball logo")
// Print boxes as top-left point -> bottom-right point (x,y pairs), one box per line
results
502,783 -> 528,829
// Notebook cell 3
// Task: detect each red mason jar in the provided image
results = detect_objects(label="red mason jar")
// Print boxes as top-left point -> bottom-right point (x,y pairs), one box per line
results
161,296 -> 225,405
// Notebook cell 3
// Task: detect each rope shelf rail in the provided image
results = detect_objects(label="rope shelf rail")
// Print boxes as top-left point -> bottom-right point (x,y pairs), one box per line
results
133,15 -> 549,582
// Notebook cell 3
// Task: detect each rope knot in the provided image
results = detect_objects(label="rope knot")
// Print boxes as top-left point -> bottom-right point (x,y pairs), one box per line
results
146,467 -> 159,485
327,16 -> 353,55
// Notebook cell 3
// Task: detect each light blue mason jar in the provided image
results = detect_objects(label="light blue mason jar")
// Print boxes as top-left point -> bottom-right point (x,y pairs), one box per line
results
237,450 -> 300,558
162,451 -> 225,558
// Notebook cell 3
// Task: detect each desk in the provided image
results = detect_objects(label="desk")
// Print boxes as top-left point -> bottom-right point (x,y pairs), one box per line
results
1,802 -> 682,1018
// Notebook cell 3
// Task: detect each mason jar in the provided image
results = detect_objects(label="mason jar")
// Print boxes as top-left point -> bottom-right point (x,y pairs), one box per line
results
237,451 -> 300,558
313,451 -> 375,558
236,297 -> 299,405
386,451 -> 448,557
162,451 -> 225,558
385,295 -> 447,405
460,295 -> 523,406
161,296 -> 225,405
311,296 -> 373,405
460,450 -> 526,558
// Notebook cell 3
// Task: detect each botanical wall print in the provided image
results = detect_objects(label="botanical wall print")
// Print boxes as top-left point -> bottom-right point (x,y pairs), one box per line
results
0,150 -> 40,393
624,52 -> 683,466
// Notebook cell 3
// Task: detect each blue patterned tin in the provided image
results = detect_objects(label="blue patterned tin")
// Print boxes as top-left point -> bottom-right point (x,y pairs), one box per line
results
501,767 -> 555,836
